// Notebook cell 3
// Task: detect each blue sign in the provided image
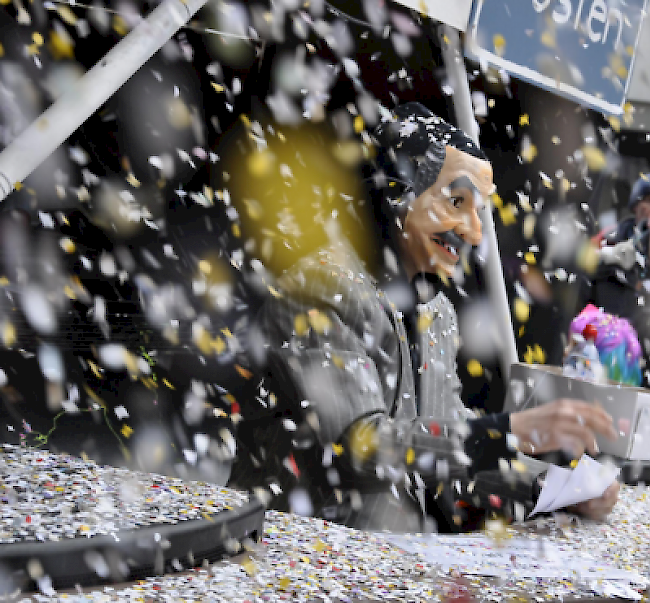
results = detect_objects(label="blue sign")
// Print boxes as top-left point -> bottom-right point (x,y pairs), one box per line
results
466,0 -> 649,115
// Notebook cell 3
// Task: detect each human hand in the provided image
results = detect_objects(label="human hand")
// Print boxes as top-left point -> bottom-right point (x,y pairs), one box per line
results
599,239 -> 636,270
567,480 -> 620,521
509,399 -> 618,458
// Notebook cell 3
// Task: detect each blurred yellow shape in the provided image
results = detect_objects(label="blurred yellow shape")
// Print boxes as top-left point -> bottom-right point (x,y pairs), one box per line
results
514,298 -> 530,323
243,199 -> 263,220
499,204 -> 517,226
623,103 -> 634,126
48,31 -> 74,59
56,5 -> 77,24
308,309 -> 331,334
524,251 -> 536,265
248,150 -> 274,177
520,143 -> 537,163
524,344 -> 546,364
294,314 -> 309,336
240,556 -> 257,576
60,237 -> 75,253
582,146 -> 606,171
405,447 -> 415,465
484,517 -> 510,545
87,360 -> 103,379
541,30 -> 555,48
511,460 -> 528,473
235,365 -> 252,380
348,421 -> 377,463
417,311 -> 433,332
2,322 -> 15,347
577,241 -> 600,275
607,116 -> 621,132
523,214 -> 536,239
493,34 -> 506,56
194,328 -> 212,355
126,173 -> 140,188
198,259 -> 212,274
467,359 -> 483,377
112,15 -> 127,35
331,141 -> 364,166
167,97 -> 192,129
212,337 -> 226,355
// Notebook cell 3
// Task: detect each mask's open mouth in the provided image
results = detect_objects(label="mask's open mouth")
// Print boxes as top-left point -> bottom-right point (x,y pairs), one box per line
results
429,230 -> 467,261
430,235 -> 458,259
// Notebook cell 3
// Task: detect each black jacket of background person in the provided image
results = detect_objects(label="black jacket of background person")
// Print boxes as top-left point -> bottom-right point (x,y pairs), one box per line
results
590,216 -> 645,317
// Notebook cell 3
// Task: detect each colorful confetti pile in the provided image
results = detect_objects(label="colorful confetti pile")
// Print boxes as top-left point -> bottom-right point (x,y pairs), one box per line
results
0,444 -> 250,544
2,442 -> 649,601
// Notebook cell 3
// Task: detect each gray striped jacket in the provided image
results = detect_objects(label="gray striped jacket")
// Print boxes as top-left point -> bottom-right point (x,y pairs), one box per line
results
255,240 -> 536,532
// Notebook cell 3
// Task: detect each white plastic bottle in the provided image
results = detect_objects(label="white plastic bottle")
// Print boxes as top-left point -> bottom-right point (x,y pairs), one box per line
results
563,325 -> 604,383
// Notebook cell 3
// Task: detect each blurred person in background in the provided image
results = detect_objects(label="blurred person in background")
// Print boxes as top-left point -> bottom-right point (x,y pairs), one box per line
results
586,174 -> 650,383
591,174 -> 650,315
228,102 -> 619,533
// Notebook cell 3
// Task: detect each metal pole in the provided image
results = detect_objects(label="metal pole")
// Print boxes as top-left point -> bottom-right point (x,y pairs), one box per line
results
440,24 -> 519,379
0,0 -> 209,201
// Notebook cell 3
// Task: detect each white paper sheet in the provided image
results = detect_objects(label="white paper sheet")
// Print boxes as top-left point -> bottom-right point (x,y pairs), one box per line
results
529,454 -> 620,517
529,464 -> 572,517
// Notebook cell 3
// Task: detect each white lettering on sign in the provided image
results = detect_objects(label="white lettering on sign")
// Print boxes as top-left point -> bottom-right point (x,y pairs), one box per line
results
532,0 -> 628,49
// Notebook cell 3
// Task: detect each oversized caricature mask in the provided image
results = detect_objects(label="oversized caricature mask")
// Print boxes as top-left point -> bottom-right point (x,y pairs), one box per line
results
373,103 -> 495,279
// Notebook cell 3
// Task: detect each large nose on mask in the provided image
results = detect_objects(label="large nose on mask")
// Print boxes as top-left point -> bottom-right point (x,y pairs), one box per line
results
454,208 -> 482,246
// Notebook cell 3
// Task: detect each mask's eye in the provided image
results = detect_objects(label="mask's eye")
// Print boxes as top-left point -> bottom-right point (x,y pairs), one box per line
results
450,196 -> 464,208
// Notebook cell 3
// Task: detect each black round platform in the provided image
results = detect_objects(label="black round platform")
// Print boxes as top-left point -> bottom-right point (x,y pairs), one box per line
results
0,497 -> 264,592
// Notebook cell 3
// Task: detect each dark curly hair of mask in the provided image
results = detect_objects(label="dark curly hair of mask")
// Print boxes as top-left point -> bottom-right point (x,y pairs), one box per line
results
369,102 -> 487,207
361,103 -> 488,278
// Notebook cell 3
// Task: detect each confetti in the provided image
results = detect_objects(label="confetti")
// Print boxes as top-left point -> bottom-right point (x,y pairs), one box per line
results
466,359 -> 483,377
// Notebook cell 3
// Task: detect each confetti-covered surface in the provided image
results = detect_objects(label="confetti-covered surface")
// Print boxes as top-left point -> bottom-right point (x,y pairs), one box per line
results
2,445 -> 649,601
0,444 -> 250,544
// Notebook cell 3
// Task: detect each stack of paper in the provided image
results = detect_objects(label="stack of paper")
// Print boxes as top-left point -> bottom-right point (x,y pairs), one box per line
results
386,456 -> 640,597
386,533 -> 647,599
